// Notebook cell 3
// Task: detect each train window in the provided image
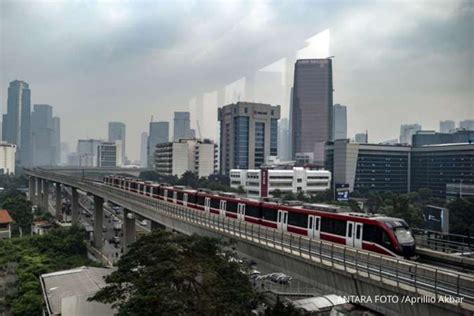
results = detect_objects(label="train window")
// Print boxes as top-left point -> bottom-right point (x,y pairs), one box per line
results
227,201 -> 237,213
321,218 -> 346,236
197,196 -> 205,206
382,231 -> 391,247
363,225 -> 375,241
177,192 -> 184,201
356,225 -> 361,239
246,204 -> 260,218
288,212 -> 307,227
262,207 -> 278,221
168,190 -> 174,198
333,220 -> 346,236
347,223 -> 353,238
210,198 -> 220,209
321,218 -> 332,233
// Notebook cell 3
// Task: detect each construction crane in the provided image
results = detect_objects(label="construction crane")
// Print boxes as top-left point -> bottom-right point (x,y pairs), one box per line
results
196,120 -> 202,139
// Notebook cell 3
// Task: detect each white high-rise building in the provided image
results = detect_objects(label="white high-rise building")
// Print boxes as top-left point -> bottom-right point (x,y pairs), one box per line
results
400,124 -> 422,145
97,141 -> 122,167
155,139 -> 217,178
0,142 -> 16,175
230,167 -> 331,198
439,120 -> 455,133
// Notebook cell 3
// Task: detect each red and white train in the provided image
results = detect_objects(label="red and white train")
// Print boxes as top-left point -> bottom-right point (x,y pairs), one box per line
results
103,175 -> 416,259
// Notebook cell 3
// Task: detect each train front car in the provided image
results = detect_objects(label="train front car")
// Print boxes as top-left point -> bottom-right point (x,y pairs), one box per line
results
376,217 -> 416,259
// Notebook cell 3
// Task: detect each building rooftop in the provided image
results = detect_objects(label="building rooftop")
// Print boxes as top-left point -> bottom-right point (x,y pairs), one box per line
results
0,210 -> 13,224
40,266 -> 113,315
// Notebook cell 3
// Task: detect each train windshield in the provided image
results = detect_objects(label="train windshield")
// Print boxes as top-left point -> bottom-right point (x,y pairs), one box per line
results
393,227 -> 414,244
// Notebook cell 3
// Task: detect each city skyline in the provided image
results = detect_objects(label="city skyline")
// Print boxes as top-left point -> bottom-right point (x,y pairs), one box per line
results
1,0 -> 473,161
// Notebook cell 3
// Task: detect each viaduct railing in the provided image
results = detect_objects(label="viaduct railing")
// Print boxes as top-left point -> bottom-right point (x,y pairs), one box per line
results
26,169 -> 474,308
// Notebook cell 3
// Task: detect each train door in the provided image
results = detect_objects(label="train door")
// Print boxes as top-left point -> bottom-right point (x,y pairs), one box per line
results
183,193 -> 188,207
219,200 -> 226,216
346,221 -> 354,247
237,203 -> 246,220
164,189 -> 168,201
354,223 -> 363,249
277,210 -> 288,231
204,197 -> 211,212
307,215 -> 321,240
143,185 -> 147,195
173,191 -> 177,203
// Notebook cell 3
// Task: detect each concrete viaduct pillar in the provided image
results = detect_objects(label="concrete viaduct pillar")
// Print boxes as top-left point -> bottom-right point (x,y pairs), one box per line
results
55,183 -> 62,219
71,188 -> 79,224
123,209 -> 136,253
93,195 -> 104,249
42,180 -> 50,212
35,178 -> 41,204
28,177 -> 35,204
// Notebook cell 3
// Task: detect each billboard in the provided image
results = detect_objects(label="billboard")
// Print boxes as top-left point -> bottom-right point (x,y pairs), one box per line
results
422,205 -> 449,233
336,183 -> 350,201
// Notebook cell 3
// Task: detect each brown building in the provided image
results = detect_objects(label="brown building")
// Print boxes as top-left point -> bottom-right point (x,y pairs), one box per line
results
291,59 -> 333,165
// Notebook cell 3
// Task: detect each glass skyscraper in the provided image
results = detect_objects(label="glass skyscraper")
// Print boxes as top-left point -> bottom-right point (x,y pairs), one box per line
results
291,59 -> 333,163
108,122 -> 126,162
173,112 -> 192,141
2,80 -> 32,167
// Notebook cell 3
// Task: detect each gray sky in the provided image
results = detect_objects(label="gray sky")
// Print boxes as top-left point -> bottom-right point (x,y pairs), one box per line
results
1,0 -> 473,161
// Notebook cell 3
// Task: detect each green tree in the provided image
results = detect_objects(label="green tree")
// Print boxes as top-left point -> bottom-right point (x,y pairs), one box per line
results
90,231 -> 257,315
264,296 -> 301,316
380,194 -> 423,227
448,197 -> 474,236
271,189 -> 282,198
178,171 -> 200,188
2,195 -> 33,235
0,226 -> 97,316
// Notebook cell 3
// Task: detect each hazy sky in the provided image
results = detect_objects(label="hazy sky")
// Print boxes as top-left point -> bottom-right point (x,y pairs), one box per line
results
1,0 -> 473,161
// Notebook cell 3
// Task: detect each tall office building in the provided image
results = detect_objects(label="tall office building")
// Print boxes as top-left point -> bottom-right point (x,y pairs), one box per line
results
399,124 -> 422,145
60,142 -> 70,165
52,116 -> 60,165
140,132 -> 148,168
173,112 -> 192,141
77,139 -> 102,167
218,101 -> 280,175
148,121 -> 169,168
278,118 -> 291,160
412,130 -> 474,147
2,80 -> 32,167
354,133 -> 368,144
291,59 -> 333,164
108,122 -> 126,162
31,104 -> 58,166
333,104 -> 347,140
439,120 -> 455,133
460,120 -> 474,131
97,141 -> 122,167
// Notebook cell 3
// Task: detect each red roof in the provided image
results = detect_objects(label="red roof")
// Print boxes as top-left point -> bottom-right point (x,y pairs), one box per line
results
0,210 -> 13,224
